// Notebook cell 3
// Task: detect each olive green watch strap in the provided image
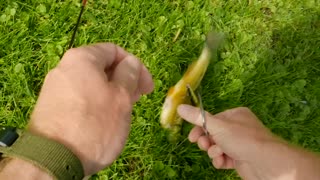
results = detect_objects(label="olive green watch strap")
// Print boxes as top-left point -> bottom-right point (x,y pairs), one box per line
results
0,131 -> 84,180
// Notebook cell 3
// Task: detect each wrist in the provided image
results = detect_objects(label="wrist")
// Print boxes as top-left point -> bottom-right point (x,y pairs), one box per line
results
0,157 -> 53,180
27,121 -> 95,176
259,140 -> 297,180
0,128 -> 85,179
27,126 -> 91,175
253,137 -> 320,180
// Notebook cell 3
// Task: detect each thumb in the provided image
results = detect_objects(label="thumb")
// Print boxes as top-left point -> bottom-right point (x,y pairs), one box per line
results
111,55 -> 142,97
177,104 -> 226,135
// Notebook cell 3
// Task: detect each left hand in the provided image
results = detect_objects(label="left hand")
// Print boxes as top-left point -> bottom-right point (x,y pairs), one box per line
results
27,43 -> 154,175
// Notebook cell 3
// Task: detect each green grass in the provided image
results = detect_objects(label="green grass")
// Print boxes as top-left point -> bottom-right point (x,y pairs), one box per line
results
1,0 -> 320,179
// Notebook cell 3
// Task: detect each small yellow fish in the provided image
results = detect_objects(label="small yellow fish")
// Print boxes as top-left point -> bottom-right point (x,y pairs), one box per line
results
160,32 -> 224,141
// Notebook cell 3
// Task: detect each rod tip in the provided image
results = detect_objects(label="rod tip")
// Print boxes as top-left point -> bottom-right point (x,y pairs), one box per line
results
82,0 -> 87,6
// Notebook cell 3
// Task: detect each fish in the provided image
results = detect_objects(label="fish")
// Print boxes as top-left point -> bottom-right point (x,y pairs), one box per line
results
160,32 -> 224,141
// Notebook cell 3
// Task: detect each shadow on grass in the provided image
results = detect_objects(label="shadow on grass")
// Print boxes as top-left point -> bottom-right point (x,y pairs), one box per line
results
241,11 -> 320,149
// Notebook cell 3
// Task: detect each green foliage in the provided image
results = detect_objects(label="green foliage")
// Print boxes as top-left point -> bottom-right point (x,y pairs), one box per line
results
0,0 -> 320,179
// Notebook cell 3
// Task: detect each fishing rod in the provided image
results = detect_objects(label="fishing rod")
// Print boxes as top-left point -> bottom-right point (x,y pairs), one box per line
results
68,0 -> 88,49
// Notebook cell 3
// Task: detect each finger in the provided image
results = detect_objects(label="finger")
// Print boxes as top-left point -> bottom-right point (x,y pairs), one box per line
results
212,155 -> 224,169
137,65 -> 154,94
61,43 -> 128,71
222,156 -> 235,169
188,126 -> 204,143
197,136 -> 211,151
131,67 -> 154,102
111,55 -> 142,96
132,89 -> 142,103
208,145 -> 223,159
177,104 -> 226,135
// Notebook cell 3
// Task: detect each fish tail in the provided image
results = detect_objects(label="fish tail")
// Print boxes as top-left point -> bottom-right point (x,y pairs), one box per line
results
205,31 -> 225,53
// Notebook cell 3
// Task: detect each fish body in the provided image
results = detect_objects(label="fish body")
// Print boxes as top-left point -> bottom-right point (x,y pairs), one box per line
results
160,32 -> 223,140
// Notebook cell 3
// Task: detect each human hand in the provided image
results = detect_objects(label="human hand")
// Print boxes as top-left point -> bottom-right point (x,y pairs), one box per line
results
177,105 -> 320,180
27,43 -> 154,175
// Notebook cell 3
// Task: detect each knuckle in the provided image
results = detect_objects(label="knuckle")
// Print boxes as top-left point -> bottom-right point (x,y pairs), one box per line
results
59,47 -> 97,71
45,68 -> 58,78
103,42 -> 116,48
232,107 -> 250,114
238,107 -> 250,111
61,47 -> 95,64
59,48 -> 82,66
43,68 -> 60,83
63,48 -> 82,59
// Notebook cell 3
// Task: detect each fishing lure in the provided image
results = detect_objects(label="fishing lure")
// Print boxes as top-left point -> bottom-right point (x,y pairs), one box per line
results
160,32 -> 224,141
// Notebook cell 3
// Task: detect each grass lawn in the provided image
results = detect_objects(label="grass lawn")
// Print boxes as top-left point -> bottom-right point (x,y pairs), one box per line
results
1,0 -> 320,179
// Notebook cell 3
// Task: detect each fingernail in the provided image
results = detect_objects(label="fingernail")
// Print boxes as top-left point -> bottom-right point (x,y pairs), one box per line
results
127,55 -> 140,69
142,65 -> 154,93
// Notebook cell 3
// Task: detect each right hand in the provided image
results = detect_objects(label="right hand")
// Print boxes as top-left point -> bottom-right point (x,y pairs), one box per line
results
177,105 -> 313,180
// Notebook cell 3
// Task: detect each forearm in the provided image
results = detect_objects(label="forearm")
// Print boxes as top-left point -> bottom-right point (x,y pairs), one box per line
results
256,139 -> 320,180
290,144 -> 320,179
0,157 -> 53,180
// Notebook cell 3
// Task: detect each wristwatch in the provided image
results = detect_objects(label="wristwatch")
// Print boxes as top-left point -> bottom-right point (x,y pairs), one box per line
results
0,126 -> 84,180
